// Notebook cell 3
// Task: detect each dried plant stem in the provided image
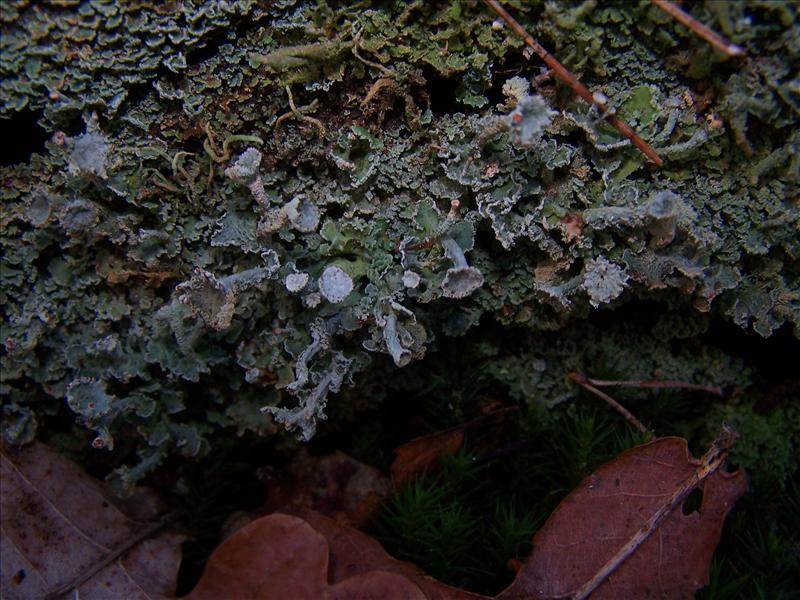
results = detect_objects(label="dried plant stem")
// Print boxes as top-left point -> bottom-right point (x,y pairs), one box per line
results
651,0 -> 745,58
575,374 -> 723,396
352,28 -> 396,78
483,0 -> 663,167
202,124 -> 263,163
568,373 -> 650,435
565,425 -> 739,600
43,512 -> 176,600
274,86 -> 326,142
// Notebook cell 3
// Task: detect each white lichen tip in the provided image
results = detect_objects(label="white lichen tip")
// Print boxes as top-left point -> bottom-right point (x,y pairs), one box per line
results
402,270 -> 421,289
583,257 -> 629,308
68,115 -> 110,179
381,312 -> 412,367
303,292 -> 322,308
501,76 -> 530,104
285,272 -> 309,293
440,237 -> 484,299
319,265 -> 353,304
442,267 -> 484,299
225,148 -> 267,207
645,190 -> 682,248
509,94 -> 556,144
284,196 -> 320,232
224,147 -> 262,182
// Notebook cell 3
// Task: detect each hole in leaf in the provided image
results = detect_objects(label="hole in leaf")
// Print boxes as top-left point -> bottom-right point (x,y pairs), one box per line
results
682,486 -> 704,515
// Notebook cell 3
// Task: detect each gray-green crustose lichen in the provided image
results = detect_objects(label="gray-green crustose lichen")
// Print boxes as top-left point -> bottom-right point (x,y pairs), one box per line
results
1,0 -> 259,126
1,0 -> 798,492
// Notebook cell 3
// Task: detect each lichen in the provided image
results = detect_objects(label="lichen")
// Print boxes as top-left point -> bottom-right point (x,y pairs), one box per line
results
1,0 -> 797,493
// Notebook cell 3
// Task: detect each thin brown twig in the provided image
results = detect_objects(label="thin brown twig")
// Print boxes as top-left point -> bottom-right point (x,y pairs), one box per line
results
352,28 -> 396,78
43,512 -> 177,600
652,0 -> 745,58
572,373 -> 724,397
483,0 -> 663,167
568,373 -> 650,435
564,425 -> 739,600
274,86 -> 326,143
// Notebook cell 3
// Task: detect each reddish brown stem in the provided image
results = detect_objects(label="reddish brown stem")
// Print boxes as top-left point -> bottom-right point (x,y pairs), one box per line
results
572,373 -> 723,397
652,0 -> 745,58
568,373 -> 650,435
484,0 -> 663,167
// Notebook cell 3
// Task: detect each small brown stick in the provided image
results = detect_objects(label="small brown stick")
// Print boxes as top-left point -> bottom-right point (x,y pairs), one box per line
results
652,0 -> 745,58
565,424 -> 739,600
352,28 -> 396,78
568,373 -> 650,435
274,86 -> 326,143
202,124 -> 263,163
483,0 -> 663,167
43,512 -> 177,600
573,373 -> 723,396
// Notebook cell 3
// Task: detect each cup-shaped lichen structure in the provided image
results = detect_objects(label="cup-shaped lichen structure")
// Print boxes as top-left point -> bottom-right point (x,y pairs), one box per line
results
382,311 -> 411,367
285,271 -> 309,293
440,237 -> 484,299
225,148 -> 268,208
645,190 -> 681,248
319,265 -> 354,304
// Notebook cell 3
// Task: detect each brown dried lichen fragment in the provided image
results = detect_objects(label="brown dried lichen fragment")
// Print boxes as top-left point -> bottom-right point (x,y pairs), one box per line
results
561,213 -> 584,243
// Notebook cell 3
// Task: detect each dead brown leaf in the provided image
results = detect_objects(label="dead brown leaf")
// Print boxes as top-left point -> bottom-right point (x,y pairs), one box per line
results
497,436 -> 747,600
186,510 -> 488,600
0,442 -> 182,600
185,513 -> 428,600
185,432 -> 745,600
390,407 -> 518,486
391,428 -> 465,486
295,508 -> 488,600
259,448 -> 390,529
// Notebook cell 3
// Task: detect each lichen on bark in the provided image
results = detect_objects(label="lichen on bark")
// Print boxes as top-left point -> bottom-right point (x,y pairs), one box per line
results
1,0 -> 797,493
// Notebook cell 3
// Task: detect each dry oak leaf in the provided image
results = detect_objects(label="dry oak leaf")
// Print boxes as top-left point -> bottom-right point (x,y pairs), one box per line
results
294,508 -> 487,600
185,513 -> 425,600
186,511 -> 488,600
1,442 -> 182,600
390,427 -> 465,486
497,437 -> 747,600
259,448 -> 390,529
390,406 -> 518,486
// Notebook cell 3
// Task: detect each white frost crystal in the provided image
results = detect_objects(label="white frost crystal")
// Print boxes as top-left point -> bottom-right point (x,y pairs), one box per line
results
318,266 -> 353,303
582,257 -> 629,307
